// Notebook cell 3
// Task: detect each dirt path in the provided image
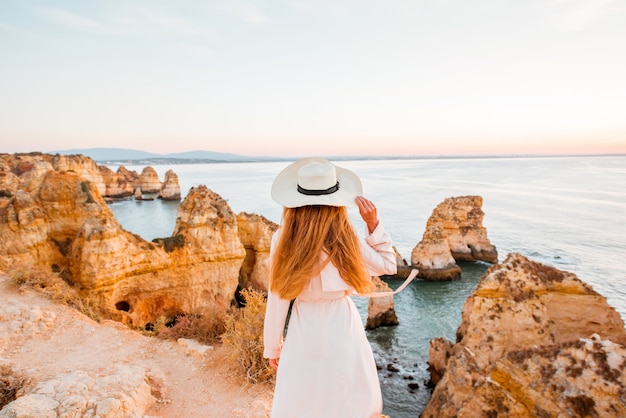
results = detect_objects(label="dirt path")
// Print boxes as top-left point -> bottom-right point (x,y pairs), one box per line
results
0,275 -> 273,417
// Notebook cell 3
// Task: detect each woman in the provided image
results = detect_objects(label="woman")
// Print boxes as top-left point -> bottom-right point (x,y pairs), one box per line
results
264,157 -> 397,418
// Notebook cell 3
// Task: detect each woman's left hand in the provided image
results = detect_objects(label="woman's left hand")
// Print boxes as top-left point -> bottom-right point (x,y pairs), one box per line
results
355,196 -> 379,233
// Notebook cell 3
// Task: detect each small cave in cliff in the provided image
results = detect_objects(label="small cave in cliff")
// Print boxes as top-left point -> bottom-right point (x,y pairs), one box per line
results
115,301 -> 131,312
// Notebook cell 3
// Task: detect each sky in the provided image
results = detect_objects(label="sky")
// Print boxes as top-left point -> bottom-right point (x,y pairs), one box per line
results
1,0 -> 625,158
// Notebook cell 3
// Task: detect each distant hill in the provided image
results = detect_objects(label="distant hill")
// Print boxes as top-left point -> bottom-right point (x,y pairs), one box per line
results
52,148 -> 278,163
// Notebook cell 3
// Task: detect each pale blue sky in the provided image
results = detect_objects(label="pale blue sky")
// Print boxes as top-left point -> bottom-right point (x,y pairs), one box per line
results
1,0 -> 625,157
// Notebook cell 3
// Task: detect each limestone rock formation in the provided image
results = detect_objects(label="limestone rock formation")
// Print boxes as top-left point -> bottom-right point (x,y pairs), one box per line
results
0,166 -> 246,327
236,212 -> 278,293
76,185 -> 246,326
0,365 -> 164,418
411,225 -> 461,280
137,166 -> 161,194
117,165 -> 140,185
1,152 -> 108,196
423,253 -> 626,417
0,153 -> 179,202
392,246 -> 413,279
158,169 -> 182,201
411,195 -> 497,280
365,276 -> 398,329
0,161 -> 21,199
0,170 -> 111,271
99,165 -> 133,198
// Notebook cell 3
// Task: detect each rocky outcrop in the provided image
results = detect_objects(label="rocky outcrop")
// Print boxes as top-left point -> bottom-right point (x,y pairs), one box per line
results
137,167 -> 162,194
158,169 -> 181,201
1,152 -> 107,196
411,224 -> 462,280
0,162 -> 21,199
99,165 -> 133,198
411,195 -> 497,280
0,167 -> 246,327
0,170 -> 111,271
74,185 -> 246,326
0,366 -> 164,418
116,165 -> 140,184
423,253 -> 626,417
236,212 -> 278,293
365,276 -> 398,329
0,153 -> 179,202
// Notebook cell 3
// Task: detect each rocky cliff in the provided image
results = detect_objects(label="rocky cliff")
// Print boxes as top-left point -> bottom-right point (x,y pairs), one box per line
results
423,253 -> 626,417
0,152 -> 180,202
236,212 -> 278,293
137,166 -> 162,194
1,152 -> 107,196
73,185 -> 247,326
0,154 -> 275,327
158,169 -> 182,200
99,165 -> 134,198
365,276 -> 398,329
411,195 -> 497,280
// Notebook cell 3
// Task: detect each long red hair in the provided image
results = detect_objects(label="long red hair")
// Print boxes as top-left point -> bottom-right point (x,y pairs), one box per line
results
269,205 -> 374,299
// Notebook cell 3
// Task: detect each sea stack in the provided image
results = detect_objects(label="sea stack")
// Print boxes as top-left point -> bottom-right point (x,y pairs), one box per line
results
411,195 -> 498,280
158,169 -> 181,201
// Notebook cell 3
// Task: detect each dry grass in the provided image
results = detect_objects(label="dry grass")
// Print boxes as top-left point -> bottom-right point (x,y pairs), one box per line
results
7,266 -> 101,321
221,288 -> 275,385
6,266 -> 275,386
0,365 -> 26,409
155,299 -> 229,345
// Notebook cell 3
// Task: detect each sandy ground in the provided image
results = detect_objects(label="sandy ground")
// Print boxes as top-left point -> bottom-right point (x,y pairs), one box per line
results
0,275 -> 273,417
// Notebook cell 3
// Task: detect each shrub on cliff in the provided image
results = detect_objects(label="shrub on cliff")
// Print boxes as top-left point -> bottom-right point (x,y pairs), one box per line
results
154,300 -> 228,345
152,234 -> 185,253
221,288 -> 275,385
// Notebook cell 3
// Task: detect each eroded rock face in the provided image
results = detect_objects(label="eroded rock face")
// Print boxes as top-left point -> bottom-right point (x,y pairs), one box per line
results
0,170 -> 111,271
117,165 -> 140,184
235,212 -> 278,293
411,225 -> 461,280
1,152 -> 106,195
365,276 -> 398,329
99,165 -> 133,198
0,161 -> 20,199
0,153 -> 178,202
423,253 -> 626,418
411,195 -> 497,280
158,169 -> 181,201
77,185 -> 246,326
137,166 -> 162,194
0,168 -> 246,327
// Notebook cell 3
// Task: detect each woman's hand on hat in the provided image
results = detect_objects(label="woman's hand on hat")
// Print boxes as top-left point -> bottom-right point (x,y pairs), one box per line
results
269,358 -> 279,370
356,196 -> 379,233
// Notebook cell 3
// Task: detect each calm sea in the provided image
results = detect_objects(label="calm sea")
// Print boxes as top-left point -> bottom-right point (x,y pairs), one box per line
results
108,155 -> 626,417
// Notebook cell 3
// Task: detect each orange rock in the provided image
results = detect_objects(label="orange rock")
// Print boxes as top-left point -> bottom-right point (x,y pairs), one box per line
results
423,253 -> 626,417
411,195 -> 497,280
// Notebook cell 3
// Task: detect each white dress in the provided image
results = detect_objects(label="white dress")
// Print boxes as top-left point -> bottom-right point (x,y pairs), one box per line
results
263,224 -> 397,418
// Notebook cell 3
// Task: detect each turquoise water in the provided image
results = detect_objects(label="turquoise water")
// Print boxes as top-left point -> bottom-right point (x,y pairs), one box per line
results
108,155 -> 626,416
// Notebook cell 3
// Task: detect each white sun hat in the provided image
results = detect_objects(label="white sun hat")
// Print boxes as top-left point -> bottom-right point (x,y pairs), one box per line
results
271,157 -> 363,208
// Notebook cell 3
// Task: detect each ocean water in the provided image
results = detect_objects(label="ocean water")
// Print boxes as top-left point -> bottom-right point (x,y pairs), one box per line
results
108,155 -> 626,416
